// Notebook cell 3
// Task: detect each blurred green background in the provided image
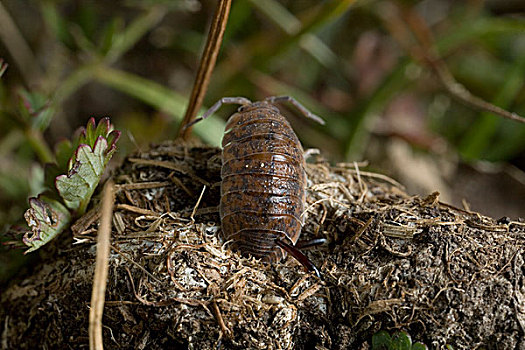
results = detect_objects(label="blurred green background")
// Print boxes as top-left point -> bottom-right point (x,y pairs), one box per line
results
1,0 -> 524,283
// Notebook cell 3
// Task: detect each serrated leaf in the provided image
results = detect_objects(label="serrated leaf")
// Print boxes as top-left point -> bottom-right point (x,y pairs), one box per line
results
76,117 -> 117,151
20,117 -> 120,252
55,137 -> 110,212
81,117 -> 98,146
55,117 -> 120,214
23,196 -> 71,253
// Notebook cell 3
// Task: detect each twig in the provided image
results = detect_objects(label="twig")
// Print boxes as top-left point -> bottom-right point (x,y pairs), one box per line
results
110,244 -> 163,284
427,55 -> 525,124
0,59 -> 7,78
89,181 -> 114,350
115,204 -> 159,216
403,6 -> 525,124
178,0 -> 232,139
115,181 -> 171,190
190,185 -> 207,222
127,158 -> 209,185
379,1 -> 525,124
212,300 -> 232,339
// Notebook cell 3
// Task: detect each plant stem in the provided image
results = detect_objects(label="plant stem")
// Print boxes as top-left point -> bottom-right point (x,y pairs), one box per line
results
25,128 -> 54,164
178,0 -> 233,139
0,1 -> 43,85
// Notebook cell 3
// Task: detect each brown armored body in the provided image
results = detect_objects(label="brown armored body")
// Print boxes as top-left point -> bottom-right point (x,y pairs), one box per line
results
220,100 -> 306,262
188,96 -> 323,274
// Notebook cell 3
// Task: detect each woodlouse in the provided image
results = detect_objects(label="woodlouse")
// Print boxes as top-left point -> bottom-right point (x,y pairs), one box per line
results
190,96 -> 324,275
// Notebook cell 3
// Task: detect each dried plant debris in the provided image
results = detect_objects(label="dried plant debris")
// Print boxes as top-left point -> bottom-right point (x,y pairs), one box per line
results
2,142 -> 525,349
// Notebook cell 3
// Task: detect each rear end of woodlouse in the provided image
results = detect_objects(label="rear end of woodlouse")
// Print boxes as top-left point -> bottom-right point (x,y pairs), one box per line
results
189,96 -> 324,275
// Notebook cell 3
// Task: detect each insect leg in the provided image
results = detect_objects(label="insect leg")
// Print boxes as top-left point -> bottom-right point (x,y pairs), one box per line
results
184,97 -> 252,129
265,95 -> 326,125
295,238 -> 327,249
276,239 -> 321,278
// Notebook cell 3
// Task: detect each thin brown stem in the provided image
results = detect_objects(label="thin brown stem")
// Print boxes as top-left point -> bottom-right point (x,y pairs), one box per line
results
428,55 -> 525,124
89,181 -> 114,350
178,0 -> 232,139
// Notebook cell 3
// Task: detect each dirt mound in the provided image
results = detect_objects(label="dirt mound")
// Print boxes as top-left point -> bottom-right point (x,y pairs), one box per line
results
2,143 -> 524,349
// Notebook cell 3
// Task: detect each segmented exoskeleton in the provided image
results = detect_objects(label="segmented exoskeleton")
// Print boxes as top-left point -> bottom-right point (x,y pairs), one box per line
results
189,96 -> 324,276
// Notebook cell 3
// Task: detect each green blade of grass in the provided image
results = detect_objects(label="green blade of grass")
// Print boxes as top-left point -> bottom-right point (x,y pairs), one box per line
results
213,0 -> 354,91
257,0 -> 355,65
437,17 -> 525,54
93,66 -> 225,146
248,0 -> 301,35
53,64 -> 99,107
249,0 -> 339,67
459,54 -> 525,160
105,5 -> 167,63
484,118 -> 525,161
40,1 -> 74,48
0,1 -> 43,84
344,59 -> 412,159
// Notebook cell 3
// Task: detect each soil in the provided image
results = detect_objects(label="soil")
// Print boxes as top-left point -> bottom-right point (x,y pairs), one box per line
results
1,142 -> 525,349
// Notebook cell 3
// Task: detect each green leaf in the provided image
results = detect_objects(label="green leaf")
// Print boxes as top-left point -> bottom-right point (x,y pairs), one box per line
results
17,88 -> 55,132
40,1 -> 74,48
98,17 -> 123,55
392,332 -> 413,350
23,196 -> 71,253
44,118 -> 119,195
249,0 -> 301,35
104,6 -> 167,64
372,331 -> 427,350
412,343 -> 428,350
55,118 -> 120,213
54,139 -> 75,172
436,17 -> 525,54
22,118 -> 120,252
372,331 -> 392,349
459,53 -> 525,160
